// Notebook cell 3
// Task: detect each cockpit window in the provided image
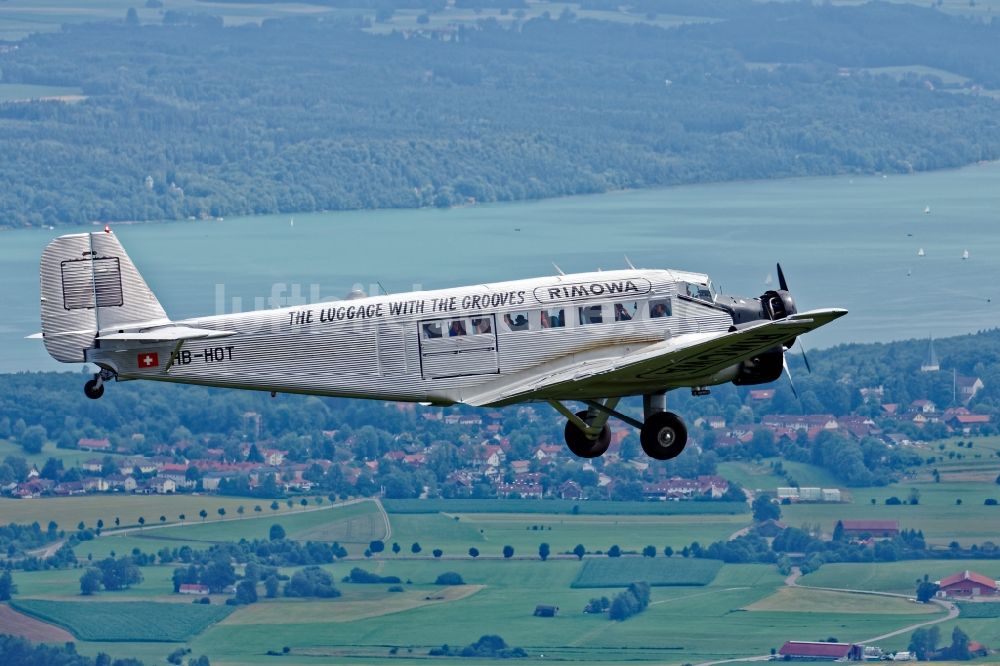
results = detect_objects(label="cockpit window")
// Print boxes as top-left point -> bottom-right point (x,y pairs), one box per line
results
685,281 -> 715,303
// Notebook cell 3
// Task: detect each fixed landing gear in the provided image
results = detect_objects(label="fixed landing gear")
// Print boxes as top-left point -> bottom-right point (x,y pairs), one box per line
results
639,411 -> 687,461
84,369 -> 116,400
563,410 -> 611,458
84,378 -> 104,400
552,392 -> 689,461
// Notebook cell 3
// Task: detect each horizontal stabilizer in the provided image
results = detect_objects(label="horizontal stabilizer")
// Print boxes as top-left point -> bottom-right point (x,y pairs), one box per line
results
25,332 -> 44,340
96,326 -> 236,343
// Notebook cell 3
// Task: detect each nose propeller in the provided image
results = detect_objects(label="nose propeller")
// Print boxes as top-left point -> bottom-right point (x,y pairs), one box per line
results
777,262 -> 788,291
773,263 -> 811,400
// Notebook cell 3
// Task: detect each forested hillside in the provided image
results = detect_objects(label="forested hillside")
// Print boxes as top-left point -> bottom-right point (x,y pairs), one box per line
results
1,2 -> 1000,227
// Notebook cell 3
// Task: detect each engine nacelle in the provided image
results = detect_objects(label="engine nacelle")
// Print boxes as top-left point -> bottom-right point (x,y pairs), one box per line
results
731,346 -> 784,386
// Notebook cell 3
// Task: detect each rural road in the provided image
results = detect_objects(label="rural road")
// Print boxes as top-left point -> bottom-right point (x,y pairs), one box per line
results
27,539 -> 65,559
692,567 -> 958,666
97,497 -> 387,538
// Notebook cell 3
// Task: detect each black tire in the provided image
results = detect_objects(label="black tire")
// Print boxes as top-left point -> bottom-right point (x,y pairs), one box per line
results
640,411 -> 687,460
563,410 -> 611,458
84,378 -> 104,400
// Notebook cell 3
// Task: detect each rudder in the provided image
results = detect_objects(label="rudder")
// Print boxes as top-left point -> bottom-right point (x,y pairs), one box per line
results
40,230 -> 168,363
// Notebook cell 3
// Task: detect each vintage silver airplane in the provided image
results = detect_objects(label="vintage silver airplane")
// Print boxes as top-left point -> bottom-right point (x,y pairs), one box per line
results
37,229 -> 845,461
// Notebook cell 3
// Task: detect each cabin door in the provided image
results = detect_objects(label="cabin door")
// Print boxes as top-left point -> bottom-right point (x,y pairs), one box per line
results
418,314 -> 499,379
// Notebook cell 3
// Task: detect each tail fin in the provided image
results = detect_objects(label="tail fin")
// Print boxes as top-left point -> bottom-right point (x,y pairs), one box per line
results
40,229 -> 169,363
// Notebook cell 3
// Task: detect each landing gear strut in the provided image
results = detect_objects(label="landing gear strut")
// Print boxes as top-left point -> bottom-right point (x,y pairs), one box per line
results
551,392 -> 688,461
84,369 -> 115,400
551,400 -> 615,459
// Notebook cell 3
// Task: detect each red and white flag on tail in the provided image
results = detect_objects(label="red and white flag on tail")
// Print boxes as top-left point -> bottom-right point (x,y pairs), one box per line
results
137,352 -> 159,369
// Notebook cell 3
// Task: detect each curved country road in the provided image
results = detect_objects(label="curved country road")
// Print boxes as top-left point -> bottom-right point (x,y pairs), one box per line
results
693,567 -> 958,666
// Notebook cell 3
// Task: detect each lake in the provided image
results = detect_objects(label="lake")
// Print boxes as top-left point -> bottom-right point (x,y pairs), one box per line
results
3,162 -> 999,373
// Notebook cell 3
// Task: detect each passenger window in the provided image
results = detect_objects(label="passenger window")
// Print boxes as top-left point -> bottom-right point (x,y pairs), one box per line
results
649,298 -> 672,318
579,305 -> 603,325
541,308 -> 565,329
614,301 -> 638,322
448,320 -> 467,337
471,317 -> 492,334
423,322 -> 443,339
503,312 -> 530,332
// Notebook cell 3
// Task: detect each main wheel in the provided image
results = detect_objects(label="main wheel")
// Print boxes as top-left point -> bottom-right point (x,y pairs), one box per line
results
640,411 -> 687,460
564,410 -> 611,459
84,378 -> 104,400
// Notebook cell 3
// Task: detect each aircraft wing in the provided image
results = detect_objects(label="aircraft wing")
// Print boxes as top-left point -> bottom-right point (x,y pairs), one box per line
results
460,308 -> 846,407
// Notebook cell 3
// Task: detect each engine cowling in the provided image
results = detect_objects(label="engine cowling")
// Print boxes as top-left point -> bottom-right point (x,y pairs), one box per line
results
731,346 -> 784,386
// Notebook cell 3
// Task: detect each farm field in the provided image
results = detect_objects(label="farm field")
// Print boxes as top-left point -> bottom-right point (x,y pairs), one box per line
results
0,438 -> 108,468
146,499 -> 385,546
745,586 -> 940,614
17,556 -> 944,665
799,560 -> 1000,595
11,599 -> 233,641
0,493 -> 324,535
0,83 -> 83,101
718,459 -> 844,493
439,512 -> 748,556
13,564 -> 177,599
572,557 -> 722,588
780,480 -> 1000,546
382,498 -> 746,515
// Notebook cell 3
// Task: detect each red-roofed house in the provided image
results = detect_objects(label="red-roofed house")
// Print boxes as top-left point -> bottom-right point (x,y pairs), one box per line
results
749,389 -> 775,401
936,570 -> 998,598
948,413 -> 991,434
778,642 -> 862,660
78,438 -> 112,451
179,583 -> 209,595
840,519 -> 899,538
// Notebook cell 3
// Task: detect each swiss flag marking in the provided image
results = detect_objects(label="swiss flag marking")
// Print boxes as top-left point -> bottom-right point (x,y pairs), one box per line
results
138,352 -> 159,369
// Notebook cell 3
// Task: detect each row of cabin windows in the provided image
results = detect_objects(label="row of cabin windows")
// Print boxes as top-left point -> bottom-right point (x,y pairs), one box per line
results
421,298 -> 672,339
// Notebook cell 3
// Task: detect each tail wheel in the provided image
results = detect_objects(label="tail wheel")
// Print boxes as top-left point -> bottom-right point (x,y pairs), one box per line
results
640,411 -> 687,460
564,410 -> 611,458
84,378 -> 105,400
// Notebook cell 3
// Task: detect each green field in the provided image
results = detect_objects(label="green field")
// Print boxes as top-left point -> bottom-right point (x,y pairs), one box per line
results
746,586 -> 940,615
11,599 -> 233,641
799,560 -> 1000,595
956,602 -> 1000,618
14,565 -> 180,599
0,438 -> 112,468
781,480 -> 1000,545
0,494 -> 309,533
8,554 -> 954,665
144,500 -> 385,546
383,498 -> 747,515
0,83 -> 83,102
572,557 -> 723,588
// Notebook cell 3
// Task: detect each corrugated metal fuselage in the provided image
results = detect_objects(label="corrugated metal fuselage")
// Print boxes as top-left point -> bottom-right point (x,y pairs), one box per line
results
88,269 -> 736,405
